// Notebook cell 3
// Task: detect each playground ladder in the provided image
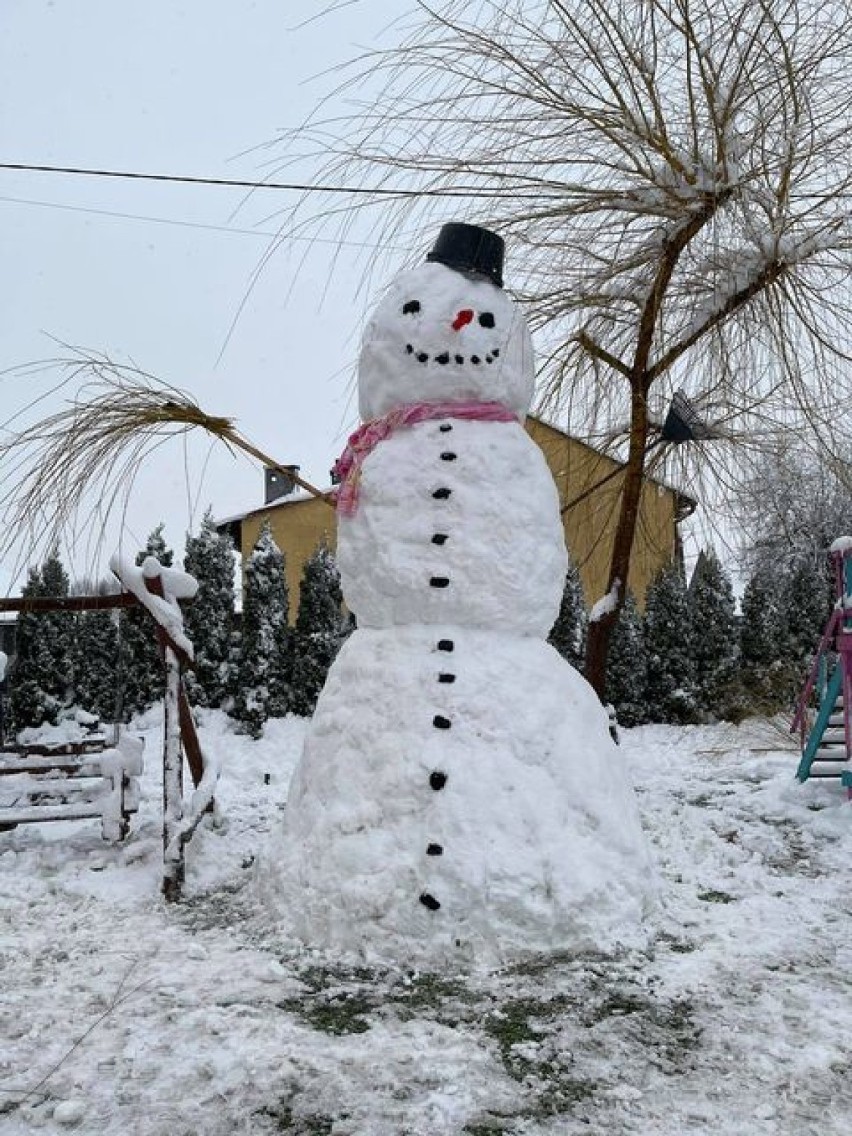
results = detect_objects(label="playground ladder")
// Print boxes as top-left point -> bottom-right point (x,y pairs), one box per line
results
792,540 -> 852,790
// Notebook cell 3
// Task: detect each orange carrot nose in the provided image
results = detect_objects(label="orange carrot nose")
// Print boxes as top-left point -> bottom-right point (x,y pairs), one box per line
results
452,309 -> 474,331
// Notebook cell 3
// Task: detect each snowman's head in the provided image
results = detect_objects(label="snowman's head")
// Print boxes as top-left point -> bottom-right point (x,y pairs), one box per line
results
357,256 -> 534,422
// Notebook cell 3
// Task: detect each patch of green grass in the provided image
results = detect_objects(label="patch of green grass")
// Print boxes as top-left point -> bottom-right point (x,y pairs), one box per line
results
483,993 -> 600,1114
503,948 -> 601,980
589,989 -> 648,1019
297,963 -> 380,993
486,995 -> 599,1117
278,963 -> 480,1036
484,994 -> 573,1065
255,1102 -> 335,1134
462,1119 -> 514,1134
658,932 -> 696,954
388,970 -> 478,1015
687,793 -> 716,808
533,1077 -> 599,1115
276,988 -> 373,1035
697,888 -> 737,904
274,961 -> 389,1035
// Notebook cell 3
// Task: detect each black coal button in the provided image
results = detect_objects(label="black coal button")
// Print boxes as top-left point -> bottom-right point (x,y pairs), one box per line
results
440,452 -> 458,461
429,771 -> 447,790
431,533 -> 448,545
432,487 -> 452,500
437,639 -> 454,652
430,576 -> 450,588
433,715 -> 452,730
439,423 -> 453,432
420,892 -> 441,911
427,843 -> 444,856
438,673 -> 456,684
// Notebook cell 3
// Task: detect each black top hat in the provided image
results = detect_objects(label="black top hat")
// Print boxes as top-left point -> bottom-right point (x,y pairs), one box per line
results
426,223 -> 504,288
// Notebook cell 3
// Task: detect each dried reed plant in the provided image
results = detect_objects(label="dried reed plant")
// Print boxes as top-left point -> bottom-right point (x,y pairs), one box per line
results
0,350 -> 333,578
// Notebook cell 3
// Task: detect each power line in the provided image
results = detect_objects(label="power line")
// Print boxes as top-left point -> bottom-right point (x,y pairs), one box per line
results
0,193 -> 400,250
0,161 -> 490,199
0,194 -> 279,237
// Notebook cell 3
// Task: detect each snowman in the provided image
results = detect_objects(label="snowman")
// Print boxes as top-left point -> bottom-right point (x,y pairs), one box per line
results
266,223 -> 655,963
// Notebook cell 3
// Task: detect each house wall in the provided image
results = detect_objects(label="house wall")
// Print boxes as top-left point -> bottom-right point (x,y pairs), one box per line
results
234,417 -> 683,619
527,418 -> 680,609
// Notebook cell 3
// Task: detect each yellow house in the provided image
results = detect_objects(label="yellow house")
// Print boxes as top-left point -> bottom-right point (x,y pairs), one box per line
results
217,416 -> 694,616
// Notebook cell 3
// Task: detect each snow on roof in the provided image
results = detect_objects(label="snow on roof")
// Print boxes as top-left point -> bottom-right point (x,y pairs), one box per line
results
214,486 -> 326,530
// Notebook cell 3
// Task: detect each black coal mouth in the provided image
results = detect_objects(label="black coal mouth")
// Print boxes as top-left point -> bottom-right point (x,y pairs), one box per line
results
405,345 -> 501,367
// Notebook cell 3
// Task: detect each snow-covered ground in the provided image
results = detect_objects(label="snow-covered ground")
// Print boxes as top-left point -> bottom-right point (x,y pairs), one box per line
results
1,710 -> 851,1135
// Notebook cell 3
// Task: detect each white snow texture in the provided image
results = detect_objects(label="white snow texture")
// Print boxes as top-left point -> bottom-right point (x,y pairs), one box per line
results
357,261 -> 533,421
270,626 -> 655,963
338,419 -> 567,635
109,552 -> 198,660
267,252 -> 654,962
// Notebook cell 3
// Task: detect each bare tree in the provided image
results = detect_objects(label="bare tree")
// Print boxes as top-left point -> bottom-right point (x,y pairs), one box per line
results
276,0 -> 852,696
738,441 -> 852,578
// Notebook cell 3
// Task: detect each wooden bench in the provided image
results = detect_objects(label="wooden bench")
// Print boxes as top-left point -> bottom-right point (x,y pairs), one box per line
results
0,735 -> 144,841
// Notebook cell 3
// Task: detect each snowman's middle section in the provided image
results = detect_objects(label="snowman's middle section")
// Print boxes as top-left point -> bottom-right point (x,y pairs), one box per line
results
337,416 -> 567,634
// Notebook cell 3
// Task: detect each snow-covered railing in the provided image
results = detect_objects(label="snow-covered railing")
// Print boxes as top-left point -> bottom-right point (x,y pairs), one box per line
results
791,606 -> 842,743
792,538 -> 852,793
792,539 -> 852,742
0,734 -> 144,841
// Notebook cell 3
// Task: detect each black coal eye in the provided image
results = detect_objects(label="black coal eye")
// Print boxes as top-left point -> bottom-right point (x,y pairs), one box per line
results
402,300 -> 421,315
479,312 -> 495,328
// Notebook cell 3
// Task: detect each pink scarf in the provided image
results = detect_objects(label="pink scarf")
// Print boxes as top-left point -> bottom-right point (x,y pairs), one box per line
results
332,399 -> 517,516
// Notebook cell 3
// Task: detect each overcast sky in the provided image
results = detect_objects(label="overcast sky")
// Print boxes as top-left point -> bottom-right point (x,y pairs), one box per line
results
0,1 -> 416,591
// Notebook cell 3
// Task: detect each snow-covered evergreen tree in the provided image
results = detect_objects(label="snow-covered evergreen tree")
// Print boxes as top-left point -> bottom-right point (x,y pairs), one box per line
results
688,550 -> 738,720
548,554 -> 586,671
183,509 -> 236,708
739,563 -> 791,712
605,589 -> 648,728
643,560 -> 697,724
232,523 -> 291,737
290,541 -> 348,718
9,551 -> 74,731
117,524 -> 174,718
781,551 -> 832,674
73,609 -> 120,721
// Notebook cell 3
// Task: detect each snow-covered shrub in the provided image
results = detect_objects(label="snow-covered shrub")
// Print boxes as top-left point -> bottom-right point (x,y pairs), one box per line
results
781,552 -> 832,677
738,563 -> 796,714
9,551 -> 74,732
643,561 -> 697,725
183,509 -> 236,708
688,550 -> 739,721
605,589 -> 648,728
548,554 -> 586,672
290,541 -> 349,718
73,608 -> 120,721
232,523 -> 291,737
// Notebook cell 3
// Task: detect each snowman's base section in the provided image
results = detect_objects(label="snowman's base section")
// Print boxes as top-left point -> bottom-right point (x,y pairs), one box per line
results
262,626 -> 656,965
